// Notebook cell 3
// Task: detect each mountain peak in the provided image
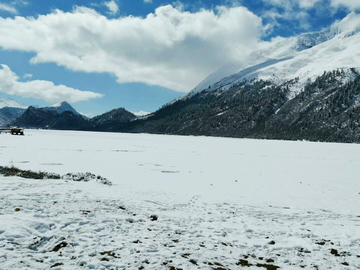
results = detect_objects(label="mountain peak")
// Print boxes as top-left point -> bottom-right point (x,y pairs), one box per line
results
51,101 -> 71,108
0,98 -> 28,109
45,101 -> 80,116
332,12 -> 360,36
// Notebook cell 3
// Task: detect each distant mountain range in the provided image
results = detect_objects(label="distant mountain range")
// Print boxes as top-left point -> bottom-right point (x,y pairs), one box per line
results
10,102 -> 137,131
0,107 -> 26,127
11,106 -> 88,130
3,13 -> 360,143
0,99 -> 27,126
0,98 -> 27,109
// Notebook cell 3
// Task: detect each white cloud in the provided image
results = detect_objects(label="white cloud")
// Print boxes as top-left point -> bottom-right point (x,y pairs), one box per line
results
104,0 -> 119,14
0,3 -> 17,14
0,64 -> 103,103
264,0 -> 360,10
23,73 -> 33,79
263,0 -> 323,9
260,0 -> 360,33
330,0 -> 360,10
0,5 -> 264,92
260,0 -> 334,30
0,1 -> 29,14
12,0 -> 29,6
299,0 -> 323,8
144,0 -> 153,3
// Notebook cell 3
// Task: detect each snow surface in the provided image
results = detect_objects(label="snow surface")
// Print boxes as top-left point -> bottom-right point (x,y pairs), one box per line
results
0,98 -> 27,109
188,12 -> 360,99
51,102 -> 64,108
0,130 -> 360,269
132,111 -> 151,117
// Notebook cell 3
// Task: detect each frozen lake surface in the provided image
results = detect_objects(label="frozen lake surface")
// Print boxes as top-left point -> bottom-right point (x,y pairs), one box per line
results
0,130 -> 359,269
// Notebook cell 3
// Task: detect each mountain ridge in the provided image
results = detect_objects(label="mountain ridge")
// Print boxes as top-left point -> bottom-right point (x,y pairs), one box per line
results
0,98 -> 27,110
0,98 -> 28,126
11,105 -> 136,131
121,69 -> 360,143
189,12 -> 360,99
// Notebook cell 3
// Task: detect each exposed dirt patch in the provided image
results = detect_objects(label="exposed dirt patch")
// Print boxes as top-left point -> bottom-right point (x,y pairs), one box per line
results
51,242 -> 68,252
50,262 -> 63,268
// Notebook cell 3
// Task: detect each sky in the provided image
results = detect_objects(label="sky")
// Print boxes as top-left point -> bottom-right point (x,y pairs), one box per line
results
0,0 -> 357,116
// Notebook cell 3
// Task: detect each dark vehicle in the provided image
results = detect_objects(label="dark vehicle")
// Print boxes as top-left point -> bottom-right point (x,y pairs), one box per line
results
10,127 -> 24,135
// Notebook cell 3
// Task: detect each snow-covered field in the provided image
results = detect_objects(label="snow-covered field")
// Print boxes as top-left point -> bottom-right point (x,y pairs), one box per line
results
0,130 -> 359,269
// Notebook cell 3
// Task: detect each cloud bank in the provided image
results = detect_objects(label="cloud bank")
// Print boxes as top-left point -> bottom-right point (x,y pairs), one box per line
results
0,2 -> 357,95
0,65 -> 103,103
0,5 -> 263,92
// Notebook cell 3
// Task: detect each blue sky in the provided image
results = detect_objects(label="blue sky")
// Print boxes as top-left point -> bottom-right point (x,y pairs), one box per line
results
0,0 -> 357,116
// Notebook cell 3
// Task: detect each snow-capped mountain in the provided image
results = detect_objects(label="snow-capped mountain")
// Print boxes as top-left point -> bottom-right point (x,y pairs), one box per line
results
118,13 -> 360,143
0,98 -> 27,109
1,100 -> 85,127
190,12 -> 360,98
0,98 -> 27,126
191,27 -> 338,95
44,101 -> 81,116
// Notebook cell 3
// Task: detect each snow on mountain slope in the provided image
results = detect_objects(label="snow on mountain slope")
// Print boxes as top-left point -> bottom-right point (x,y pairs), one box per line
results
192,28 -> 337,94
189,12 -> 360,98
45,101 -> 80,115
0,98 -> 27,109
